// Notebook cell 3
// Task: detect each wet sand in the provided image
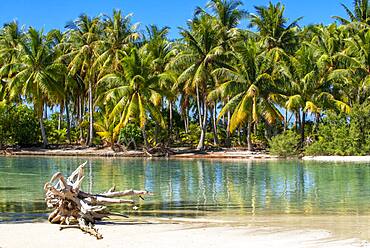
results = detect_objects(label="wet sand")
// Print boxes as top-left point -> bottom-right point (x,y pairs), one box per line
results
0,217 -> 369,248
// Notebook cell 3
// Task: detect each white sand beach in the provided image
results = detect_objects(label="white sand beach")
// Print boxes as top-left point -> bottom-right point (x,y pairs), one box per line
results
0,219 -> 369,248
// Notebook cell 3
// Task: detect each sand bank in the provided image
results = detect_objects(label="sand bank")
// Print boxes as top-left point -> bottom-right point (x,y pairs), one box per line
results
1,147 -> 278,160
0,220 -> 368,248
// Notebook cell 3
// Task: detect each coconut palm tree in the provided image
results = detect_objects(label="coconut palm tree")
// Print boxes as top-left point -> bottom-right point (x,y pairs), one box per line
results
47,29 -> 78,142
204,0 -> 247,29
96,10 -> 140,75
210,37 -> 283,150
98,47 -> 164,148
144,25 -> 177,142
333,0 -> 370,25
329,25 -> 370,106
6,28 -> 64,147
64,14 -> 102,146
173,14 -> 225,150
197,0 -> 247,146
0,22 -> 24,101
248,2 -> 302,53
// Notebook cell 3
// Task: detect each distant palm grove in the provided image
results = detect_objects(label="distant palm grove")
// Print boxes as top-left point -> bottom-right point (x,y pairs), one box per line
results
0,0 -> 369,156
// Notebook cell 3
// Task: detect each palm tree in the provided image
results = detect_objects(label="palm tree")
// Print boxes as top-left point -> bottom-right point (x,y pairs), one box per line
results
248,2 -> 301,53
96,10 -> 140,74
98,47 -> 164,148
64,14 -> 102,146
329,25 -> 370,106
144,25 -> 176,142
333,0 -> 370,25
210,37 -> 283,150
173,14 -> 225,150
47,29 -> 77,142
94,105 -> 119,149
199,0 -> 247,146
6,28 -> 64,147
204,0 -> 247,29
0,22 -> 24,101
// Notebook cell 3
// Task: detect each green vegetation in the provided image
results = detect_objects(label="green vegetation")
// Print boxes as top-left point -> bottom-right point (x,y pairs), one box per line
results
269,131 -> 301,157
305,105 -> 370,156
0,0 -> 369,155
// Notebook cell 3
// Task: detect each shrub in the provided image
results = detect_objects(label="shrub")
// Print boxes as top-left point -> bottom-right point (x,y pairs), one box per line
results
305,105 -> 370,156
268,130 -> 301,157
118,124 -> 143,149
0,104 -> 39,147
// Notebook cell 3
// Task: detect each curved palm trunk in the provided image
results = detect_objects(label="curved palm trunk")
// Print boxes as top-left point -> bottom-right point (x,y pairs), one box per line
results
196,87 -> 207,150
184,108 -> 189,133
88,81 -> 94,146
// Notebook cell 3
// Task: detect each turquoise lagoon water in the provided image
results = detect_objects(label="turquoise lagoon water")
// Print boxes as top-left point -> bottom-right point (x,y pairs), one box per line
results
0,156 -> 370,222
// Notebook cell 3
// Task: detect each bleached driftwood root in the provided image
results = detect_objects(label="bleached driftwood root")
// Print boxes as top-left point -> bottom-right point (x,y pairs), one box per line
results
44,162 -> 152,239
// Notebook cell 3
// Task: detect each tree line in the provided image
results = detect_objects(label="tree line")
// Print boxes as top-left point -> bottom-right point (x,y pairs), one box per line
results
0,0 -> 369,155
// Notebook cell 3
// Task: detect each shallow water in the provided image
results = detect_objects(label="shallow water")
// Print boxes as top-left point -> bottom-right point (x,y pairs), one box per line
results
0,156 -> 370,223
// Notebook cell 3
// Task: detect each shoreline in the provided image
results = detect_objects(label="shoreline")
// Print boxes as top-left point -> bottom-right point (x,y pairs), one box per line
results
0,217 -> 368,248
0,147 -> 280,160
1,147 -> 370,162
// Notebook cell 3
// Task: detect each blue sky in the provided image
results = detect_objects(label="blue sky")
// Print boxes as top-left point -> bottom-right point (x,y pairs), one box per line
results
0,0 -> 352,38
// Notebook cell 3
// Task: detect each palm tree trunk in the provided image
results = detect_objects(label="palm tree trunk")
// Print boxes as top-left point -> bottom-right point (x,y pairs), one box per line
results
65,99 -> 71,144
195,86 -> 202,128
196,86 -> 207,150
197,97 -> 207,151
212,103 -> 218,146
185,109 -> 189,133
43,103 -> 48,119
142,125 -> 148,149
247,121 -> 253,151
295,111 -> 301,132
237,127 -> 242,146
78,95 -> 84,144
168,101 -> 173,143
284,108 -> 288,131
226,107 -> 231,147
88,81 -> 94,146
301,111 -> 306,145
39,116 -> 48,148
58,104 -> 63,131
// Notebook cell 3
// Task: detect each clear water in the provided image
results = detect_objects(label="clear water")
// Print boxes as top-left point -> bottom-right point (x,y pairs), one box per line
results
1,156 -> 370,222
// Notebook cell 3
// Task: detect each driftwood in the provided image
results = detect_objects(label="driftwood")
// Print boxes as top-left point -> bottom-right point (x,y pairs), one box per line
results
44,161 -> 152,239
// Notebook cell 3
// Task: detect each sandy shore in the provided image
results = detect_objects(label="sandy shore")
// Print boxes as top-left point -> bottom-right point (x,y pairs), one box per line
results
0,220 -> 368,248
3,147 -> 370,161
1,147 -> 279,160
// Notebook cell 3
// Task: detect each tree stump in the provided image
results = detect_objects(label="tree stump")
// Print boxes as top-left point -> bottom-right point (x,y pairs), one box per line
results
44,161 -> 152,239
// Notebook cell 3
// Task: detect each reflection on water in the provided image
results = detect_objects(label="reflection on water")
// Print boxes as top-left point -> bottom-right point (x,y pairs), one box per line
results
0,157 -> 370,222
